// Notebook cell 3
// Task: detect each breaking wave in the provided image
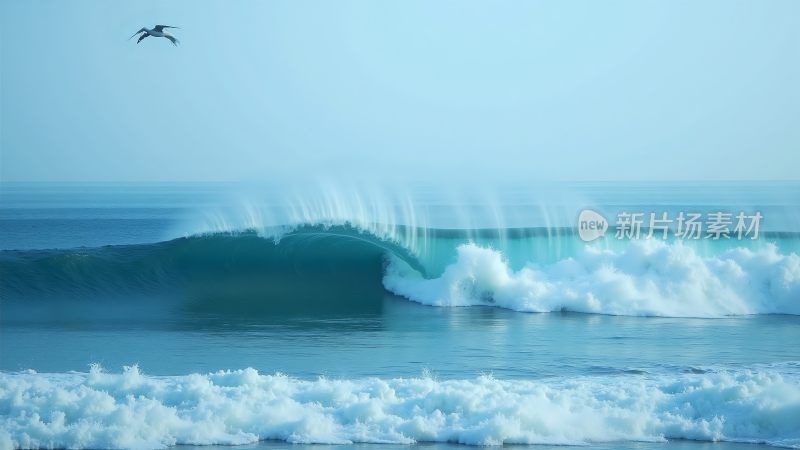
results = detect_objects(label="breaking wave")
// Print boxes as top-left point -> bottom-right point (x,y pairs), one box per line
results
1,365 -> 799,449
384,240 -> 800,318
1,222 -> 799,318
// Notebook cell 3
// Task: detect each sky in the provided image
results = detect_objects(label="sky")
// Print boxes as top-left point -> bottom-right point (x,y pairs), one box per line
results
1,0 -> 798,182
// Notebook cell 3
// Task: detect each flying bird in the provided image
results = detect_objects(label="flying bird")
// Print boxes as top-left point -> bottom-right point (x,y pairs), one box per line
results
129,25 -> 180,46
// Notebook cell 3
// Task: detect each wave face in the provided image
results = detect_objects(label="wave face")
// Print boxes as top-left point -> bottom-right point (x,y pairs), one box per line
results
0,225 -> 422,319
384,240 -> 800,318
1,365 -> 799,449
2,222 -> 799,318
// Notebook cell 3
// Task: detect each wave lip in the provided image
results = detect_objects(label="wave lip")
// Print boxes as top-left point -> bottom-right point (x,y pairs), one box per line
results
383,240 -> 800,318
1,365 -> 799,449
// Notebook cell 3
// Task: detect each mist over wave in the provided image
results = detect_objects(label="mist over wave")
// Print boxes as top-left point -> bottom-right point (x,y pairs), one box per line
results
2,365 -> 799,449
384,240 -> 800,317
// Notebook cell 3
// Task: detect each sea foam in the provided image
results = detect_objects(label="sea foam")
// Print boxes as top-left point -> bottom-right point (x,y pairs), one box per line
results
383,240 -> 800,317
1,365 -> 799,449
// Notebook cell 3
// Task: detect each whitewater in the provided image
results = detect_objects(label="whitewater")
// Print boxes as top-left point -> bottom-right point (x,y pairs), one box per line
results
384,240 -> 800,317
2,365 -> 799,449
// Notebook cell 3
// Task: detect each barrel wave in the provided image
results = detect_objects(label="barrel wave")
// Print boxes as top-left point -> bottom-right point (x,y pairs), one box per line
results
2,223 -> 799,319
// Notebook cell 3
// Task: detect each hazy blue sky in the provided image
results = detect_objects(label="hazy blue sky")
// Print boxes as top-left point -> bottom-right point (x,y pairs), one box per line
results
1,0 -> 798,182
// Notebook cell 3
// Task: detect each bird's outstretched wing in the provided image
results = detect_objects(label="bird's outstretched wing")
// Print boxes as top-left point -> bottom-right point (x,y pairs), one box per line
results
164,34 -> 180,46
153,25 -> 179,32
137,33 -> 149,44
129,27 -> 147,40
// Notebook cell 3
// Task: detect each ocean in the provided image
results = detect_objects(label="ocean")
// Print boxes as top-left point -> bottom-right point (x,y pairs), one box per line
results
1,181 -> 799,449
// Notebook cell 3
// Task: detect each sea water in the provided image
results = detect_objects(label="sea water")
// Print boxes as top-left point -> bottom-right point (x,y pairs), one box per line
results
1,182 -> 799,449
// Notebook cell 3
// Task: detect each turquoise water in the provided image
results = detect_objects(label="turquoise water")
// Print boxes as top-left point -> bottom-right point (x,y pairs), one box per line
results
4,302 -> 800,378
1,182 -> 799,449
